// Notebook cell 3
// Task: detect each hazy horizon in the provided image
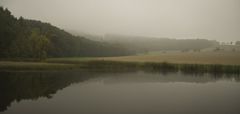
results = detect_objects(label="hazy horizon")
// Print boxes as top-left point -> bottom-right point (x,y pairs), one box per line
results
1,0 -> 240,42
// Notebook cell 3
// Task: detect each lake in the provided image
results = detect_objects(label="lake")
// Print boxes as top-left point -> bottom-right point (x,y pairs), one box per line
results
0,70 -> 240,114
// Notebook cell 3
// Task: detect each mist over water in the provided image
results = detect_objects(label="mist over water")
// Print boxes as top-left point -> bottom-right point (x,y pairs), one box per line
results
1,0 -> 240,42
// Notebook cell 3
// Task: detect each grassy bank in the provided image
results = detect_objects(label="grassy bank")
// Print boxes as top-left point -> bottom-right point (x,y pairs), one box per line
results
1,51 -> 240,74
81,60 -> 240,75
0,60 -> 240,75
0,61 -> 78,71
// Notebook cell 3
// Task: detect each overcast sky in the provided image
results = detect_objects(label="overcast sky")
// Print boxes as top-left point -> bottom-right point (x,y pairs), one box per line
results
1,0 -> 240,41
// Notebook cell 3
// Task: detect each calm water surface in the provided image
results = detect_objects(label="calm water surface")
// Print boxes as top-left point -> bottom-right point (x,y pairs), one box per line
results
0,70 -> 240,114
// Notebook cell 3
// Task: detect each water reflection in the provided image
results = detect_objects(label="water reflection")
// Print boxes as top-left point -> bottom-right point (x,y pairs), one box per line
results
0,70 -> 239,113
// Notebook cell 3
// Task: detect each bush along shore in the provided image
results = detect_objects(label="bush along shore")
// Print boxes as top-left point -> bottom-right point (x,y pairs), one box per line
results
0,60 -> 240,75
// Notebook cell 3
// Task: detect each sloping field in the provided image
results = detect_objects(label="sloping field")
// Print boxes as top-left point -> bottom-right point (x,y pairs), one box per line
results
99,52 -> 240,65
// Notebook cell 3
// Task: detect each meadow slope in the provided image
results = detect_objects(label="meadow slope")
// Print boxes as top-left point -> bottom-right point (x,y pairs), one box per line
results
96,52 -> 240,65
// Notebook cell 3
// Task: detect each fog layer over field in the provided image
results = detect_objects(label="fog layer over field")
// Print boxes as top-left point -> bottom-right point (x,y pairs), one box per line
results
1,0 -> 240,42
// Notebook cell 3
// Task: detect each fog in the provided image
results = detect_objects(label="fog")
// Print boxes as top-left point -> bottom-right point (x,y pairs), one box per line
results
1,0 -> 240,42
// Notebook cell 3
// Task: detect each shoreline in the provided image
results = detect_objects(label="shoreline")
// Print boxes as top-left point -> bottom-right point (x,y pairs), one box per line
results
0,60 -> 240,75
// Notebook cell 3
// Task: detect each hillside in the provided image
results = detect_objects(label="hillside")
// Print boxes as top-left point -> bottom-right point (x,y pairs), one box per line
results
104,34 -> 219,53
0,7 -> 133,59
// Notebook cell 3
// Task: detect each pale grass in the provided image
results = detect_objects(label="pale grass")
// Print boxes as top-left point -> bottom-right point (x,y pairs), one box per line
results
98,52 -> 240,65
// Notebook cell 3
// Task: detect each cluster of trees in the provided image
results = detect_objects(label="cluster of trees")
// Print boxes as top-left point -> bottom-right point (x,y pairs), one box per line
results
9,28 -> 50,60
0,7 -> 133,59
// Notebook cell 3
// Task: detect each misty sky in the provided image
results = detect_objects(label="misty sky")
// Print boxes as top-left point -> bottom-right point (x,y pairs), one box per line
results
1,0 -> 240,41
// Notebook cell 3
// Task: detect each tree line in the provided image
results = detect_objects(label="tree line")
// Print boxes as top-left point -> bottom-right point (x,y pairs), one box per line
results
104,34 -> 220,53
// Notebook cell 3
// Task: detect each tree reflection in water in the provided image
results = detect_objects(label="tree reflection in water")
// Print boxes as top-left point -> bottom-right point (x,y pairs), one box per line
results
0,70 -> 239,112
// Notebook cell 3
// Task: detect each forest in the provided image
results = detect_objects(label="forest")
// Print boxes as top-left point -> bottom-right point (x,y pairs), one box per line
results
0,7 -> 133,60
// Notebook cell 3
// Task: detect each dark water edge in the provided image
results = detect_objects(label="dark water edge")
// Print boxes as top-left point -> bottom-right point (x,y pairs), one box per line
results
1,60 -> 240,75
0,69 -> 240,114
82,61 -> 240,75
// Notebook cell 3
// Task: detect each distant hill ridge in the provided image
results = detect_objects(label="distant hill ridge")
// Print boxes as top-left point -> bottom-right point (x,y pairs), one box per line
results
103,34 -> 219,52
68,32 -> 220,52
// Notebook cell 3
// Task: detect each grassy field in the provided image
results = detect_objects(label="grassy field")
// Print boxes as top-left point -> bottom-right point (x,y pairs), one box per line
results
45,51 -> 240,74
96,51 -> 240,65
0,51 -> 240,74
46,51 -> 240,65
